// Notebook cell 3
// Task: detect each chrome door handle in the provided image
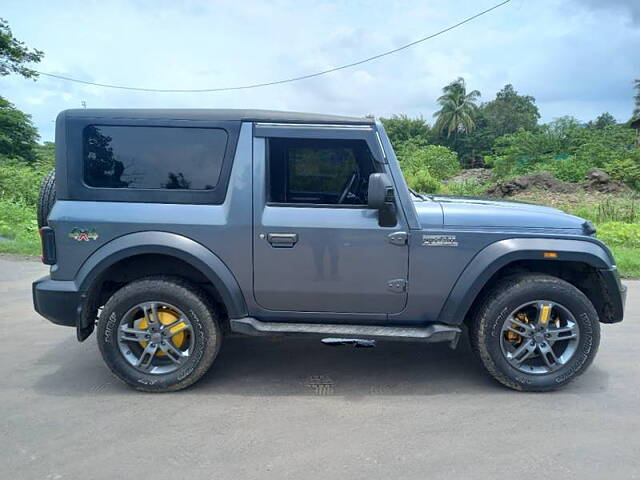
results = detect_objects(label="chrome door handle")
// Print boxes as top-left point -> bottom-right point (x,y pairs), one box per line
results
267,233 -> 298,248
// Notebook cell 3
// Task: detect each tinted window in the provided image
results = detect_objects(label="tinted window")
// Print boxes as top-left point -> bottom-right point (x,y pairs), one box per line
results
83,126 -> 228,190
268,138 -> 376,205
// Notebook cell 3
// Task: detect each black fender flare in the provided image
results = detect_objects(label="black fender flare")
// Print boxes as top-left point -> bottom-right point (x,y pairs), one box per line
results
436,237 -> 613,325
75,231 -> 247,319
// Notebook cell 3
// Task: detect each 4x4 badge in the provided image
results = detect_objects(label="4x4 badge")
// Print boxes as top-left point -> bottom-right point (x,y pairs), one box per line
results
69,228 -> 99,242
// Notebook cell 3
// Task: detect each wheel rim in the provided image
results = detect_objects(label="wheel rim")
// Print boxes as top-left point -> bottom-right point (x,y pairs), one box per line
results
499,300 -> 580,375
117,302 -> 194,374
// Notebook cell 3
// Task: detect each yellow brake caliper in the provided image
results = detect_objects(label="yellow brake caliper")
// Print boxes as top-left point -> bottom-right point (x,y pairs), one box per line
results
134,309 -> 187,356
506,312 -> 529,344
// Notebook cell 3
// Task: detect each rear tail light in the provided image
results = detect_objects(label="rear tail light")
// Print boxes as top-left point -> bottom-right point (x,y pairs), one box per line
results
39,227 -> 57,265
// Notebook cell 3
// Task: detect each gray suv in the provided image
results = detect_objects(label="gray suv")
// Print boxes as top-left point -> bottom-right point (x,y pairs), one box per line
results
32,109 -> 626,392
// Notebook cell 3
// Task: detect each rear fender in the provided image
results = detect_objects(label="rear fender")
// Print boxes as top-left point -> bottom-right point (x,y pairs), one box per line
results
75,231 -> 247,325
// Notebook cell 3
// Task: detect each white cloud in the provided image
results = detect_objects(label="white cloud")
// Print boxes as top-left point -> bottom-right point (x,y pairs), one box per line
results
0,0 -> 638,141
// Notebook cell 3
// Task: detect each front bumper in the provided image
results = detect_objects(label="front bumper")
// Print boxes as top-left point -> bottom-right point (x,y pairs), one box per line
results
32,276 -> 82,327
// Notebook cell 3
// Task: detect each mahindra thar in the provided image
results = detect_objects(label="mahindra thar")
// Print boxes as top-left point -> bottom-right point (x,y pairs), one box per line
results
32,109 -> 626,392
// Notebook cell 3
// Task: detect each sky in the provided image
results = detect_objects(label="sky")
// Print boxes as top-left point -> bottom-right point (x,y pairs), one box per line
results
2,0 -> 640,142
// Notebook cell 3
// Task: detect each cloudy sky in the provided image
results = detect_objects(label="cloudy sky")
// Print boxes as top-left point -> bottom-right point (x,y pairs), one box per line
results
2,0 -> 640,141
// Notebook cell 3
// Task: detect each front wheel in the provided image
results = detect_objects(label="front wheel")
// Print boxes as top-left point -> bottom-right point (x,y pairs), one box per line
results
470,274 -> 600,391
97,276 -> 222,392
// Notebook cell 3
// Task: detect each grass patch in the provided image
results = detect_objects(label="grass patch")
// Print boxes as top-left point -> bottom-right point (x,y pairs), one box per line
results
510,191 -> 640,277
0,200 -> 39,255
608,246 -> 640,278
442,178 -> 492,197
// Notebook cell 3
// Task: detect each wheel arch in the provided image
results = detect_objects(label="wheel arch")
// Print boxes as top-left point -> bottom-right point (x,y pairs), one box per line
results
76,232 -> 247,328
436,238 -> 615,326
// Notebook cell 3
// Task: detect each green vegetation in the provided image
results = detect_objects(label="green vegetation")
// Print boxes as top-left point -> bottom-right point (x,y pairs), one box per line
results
0,145 -> 53,255
0,17 -> 43,79
1,17 -> 639,278
504,192 -> 640,277
378,75 -> 640,277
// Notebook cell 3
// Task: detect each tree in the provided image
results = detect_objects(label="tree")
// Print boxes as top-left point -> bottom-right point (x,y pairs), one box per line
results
433,77 -> 481,137
0,95 -> 39,162
0,18 -> 43,78
591,112 -> 617,129
634,79 -> 640,119
482,84 -> 540,136
380,115 -> 431,147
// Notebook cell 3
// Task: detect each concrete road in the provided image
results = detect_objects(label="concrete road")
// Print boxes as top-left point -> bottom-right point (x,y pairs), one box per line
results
1,257 -> 638,480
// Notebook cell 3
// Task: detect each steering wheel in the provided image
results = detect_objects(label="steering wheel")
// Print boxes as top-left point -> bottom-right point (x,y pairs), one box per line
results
337,171 -> 358,204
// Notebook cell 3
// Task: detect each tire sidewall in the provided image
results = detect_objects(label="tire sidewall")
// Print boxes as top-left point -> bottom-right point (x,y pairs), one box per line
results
97,281 -> 220,391
481,279 -> 600,390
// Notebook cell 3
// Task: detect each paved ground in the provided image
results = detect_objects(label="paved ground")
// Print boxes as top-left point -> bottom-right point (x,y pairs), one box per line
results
1,257 -> 638,480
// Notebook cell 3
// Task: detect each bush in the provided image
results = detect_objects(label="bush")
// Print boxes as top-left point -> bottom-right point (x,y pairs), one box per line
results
540,156 -> 591,183
0,159 -> 48,205
489,123 -> 638,186
0,199 -> 39,254
396,141 -> 459,181
403,169 -> 442,193
605,150 -> 640,190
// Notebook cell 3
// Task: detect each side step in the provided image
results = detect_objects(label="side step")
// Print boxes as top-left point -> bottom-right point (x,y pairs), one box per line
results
229,317 -> 461,348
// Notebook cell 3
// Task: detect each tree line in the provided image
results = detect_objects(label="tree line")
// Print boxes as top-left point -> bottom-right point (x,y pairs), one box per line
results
1,17 -> 640,195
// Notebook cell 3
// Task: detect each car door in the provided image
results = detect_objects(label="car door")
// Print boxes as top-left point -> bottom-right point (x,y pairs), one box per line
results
252,123 -> 409,314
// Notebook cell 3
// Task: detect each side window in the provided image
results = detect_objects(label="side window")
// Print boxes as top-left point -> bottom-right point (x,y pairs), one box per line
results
83,125 -> 228,190
268,138 -> 377,205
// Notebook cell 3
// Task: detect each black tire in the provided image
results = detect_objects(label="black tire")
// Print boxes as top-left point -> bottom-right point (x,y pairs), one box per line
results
470,274 -> 600,392
37,168 -> 56,228
97,276 -> 222,392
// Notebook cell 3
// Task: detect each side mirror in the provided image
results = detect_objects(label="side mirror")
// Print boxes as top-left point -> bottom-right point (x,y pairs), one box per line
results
367,173 -> 397,227
367,173 -> 394,209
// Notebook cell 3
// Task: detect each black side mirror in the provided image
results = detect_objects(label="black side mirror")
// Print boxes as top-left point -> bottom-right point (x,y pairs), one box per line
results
367,173 -> 397,227
367,173 -> 394,209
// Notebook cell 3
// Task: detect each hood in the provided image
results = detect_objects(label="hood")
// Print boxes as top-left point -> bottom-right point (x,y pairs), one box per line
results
416,196 -> 587,232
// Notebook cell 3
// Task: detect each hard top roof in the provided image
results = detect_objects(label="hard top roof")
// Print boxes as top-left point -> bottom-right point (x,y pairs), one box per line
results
61,108 -> 375,125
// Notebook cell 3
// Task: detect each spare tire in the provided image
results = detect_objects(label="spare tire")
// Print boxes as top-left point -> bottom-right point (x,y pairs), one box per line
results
37,168 -> 56,228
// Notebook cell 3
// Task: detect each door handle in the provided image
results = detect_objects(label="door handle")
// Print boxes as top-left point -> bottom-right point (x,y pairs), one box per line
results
267,233 -> 298,248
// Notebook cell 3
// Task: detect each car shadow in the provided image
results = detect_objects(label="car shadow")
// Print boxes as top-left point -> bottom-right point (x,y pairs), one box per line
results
33,333 -> 609,398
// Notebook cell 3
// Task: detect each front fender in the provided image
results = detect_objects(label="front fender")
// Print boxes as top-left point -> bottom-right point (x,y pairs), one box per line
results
75,231 -> 247,319
436,237 -> 614,325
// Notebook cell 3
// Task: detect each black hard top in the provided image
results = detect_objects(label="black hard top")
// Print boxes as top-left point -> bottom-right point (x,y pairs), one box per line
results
61,108 -> 374,125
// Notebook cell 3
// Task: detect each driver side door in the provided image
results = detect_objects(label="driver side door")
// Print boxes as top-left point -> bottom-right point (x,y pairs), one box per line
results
252,125 -> 409,315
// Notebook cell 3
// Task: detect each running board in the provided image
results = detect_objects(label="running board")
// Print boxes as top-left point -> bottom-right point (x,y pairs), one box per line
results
229,317 -> 461,348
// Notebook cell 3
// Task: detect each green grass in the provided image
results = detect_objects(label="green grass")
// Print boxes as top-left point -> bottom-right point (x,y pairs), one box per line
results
0,200 -> 39,255
608,246 -> 640,278
1,184 -> 639,278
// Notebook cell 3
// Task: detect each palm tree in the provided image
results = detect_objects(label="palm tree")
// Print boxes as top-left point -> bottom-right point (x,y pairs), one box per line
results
634,78 -> 640,118
433,77 -> 481,137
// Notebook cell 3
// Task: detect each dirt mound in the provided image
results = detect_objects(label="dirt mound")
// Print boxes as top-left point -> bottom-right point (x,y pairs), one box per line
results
487,172 -> 577,197
582,168 -> 630,194
445,168 -> 494,184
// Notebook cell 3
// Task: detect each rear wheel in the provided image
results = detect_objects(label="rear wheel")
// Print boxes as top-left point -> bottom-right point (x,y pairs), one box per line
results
97,277 -> 222,392
470,274 -> 600,391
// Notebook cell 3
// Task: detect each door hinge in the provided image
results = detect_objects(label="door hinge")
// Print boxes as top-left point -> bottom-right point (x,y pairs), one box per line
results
387,279 -> 407,293
388,231 -> 408,246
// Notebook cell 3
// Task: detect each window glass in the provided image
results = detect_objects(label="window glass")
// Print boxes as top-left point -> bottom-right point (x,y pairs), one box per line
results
84,125 -> 228,190
268,138 -> 376,205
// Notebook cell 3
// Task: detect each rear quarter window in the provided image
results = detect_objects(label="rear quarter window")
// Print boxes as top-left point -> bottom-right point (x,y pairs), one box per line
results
83,125 -> 228,190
